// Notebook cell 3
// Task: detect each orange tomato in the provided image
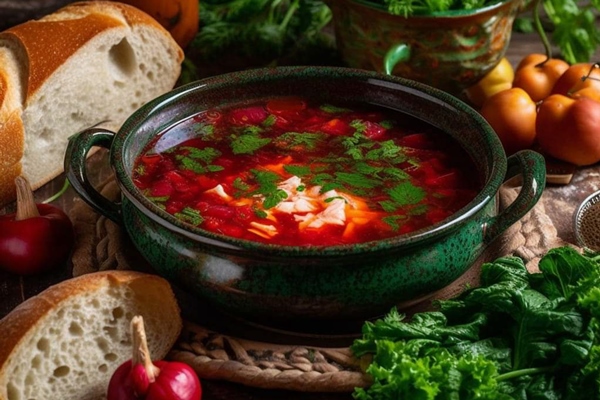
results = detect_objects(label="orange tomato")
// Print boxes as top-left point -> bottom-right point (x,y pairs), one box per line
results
513,54 -> 569,102
516,53 -> 547,70
551,63 -> 600,96
571,86 -> 600,102
480,88 -> 538,156
536,94 -> 600,166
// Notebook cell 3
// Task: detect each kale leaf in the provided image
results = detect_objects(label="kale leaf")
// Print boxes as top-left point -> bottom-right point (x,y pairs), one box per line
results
352,247 -> 600,399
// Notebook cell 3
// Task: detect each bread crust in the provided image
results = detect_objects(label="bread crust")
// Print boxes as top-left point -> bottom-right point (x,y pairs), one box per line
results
0,270 -> 182,400
0,1 -> 183,207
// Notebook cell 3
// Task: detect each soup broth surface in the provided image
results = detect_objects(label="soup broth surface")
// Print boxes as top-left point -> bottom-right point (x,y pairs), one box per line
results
132,98 -> 481,246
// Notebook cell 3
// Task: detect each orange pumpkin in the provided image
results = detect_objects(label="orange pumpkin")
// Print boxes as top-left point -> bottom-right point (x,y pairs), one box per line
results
118,0 -> 199,49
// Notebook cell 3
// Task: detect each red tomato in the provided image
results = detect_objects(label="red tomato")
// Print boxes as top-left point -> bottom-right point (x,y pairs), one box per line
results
480,88 -> 538,155
536,94 -> 600,166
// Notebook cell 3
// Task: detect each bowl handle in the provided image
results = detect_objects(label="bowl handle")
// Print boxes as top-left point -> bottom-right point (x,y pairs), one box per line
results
484,149 -> 546,243
64,127 -> 122,224
384,43 -> 411,75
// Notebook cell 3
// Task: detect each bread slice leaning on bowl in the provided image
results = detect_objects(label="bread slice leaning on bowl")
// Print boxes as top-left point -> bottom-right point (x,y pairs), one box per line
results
0,270 -> 183,400
0,0 -> 184,208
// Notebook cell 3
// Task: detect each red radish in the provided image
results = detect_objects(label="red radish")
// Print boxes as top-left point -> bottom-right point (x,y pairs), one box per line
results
107,316 -> 202,400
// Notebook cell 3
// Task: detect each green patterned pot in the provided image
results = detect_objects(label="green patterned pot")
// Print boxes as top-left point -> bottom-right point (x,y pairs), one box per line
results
64,66 -> 545,326
327,0 -> 523,95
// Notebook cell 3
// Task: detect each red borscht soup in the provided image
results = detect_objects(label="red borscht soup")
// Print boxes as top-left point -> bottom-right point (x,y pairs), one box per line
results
132,98 -> 481,246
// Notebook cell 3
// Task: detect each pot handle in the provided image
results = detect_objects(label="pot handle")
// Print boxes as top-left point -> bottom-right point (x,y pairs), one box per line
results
384,43 -> 411,75
64,128 -> 122,224
484,149 -> 546,243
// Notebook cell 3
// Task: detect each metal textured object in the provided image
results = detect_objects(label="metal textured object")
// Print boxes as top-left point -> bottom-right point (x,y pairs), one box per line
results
574,190 -> 600,251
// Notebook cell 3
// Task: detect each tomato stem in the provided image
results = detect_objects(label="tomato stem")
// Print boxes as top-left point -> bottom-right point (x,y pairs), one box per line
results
583,63 -> 600,83
131,316 -> 160,382
14,176 -> 40,221
532,0 -> 552,67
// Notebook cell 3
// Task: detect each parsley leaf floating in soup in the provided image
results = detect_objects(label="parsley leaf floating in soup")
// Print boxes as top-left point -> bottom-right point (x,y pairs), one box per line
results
132,98 -> 481,246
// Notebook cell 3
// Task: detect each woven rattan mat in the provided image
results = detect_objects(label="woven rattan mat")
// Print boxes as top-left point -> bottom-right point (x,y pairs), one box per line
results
68,175 -> 573,392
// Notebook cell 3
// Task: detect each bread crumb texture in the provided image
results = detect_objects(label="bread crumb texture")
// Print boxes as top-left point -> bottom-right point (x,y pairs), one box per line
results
0,272 -> 181,400
0,0 -> 184,206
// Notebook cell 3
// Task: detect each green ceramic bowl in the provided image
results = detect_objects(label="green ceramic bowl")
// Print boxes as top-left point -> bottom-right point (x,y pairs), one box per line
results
326,0 -> 523,95
65,66 -> 545,326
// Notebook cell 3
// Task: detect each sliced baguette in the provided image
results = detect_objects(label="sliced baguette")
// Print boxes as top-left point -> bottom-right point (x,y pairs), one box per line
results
0,270 -> 183,400
0,1 -> 184,207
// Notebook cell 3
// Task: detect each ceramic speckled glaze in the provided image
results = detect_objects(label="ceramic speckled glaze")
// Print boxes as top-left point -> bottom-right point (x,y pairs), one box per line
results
65,66 -> 545,325
327,0 -> 523,95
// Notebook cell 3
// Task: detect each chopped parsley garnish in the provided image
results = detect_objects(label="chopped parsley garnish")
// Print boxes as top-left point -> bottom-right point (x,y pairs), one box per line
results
262,114 -> 277,127
175,207 -> 204,226
248,167 -> 289,209
254,208 -> 268,219
263,189 -> 289,209
193,122 -> 215,137
230,131 -> 272,155
178,157 -> 223,174
284,164 -> 312,176
380,120 -> 394,129
233,177 -> 251,195
250,169 -> 281,196
381,214 -> 408,231
274,131 -> 325,150
350,119 -> 367,134
145,195 -> 169,203
324,196 -> 346,203
379,200 -> 398,213
388,182 -> 426,206
181,146 -> 221,163
321,104 -> 351,113
335,172 -> 382,189
175,146 -> 224,174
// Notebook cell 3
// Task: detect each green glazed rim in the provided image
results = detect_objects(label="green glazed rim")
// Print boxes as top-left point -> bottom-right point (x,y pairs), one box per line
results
113,66 -> 505,258
350,0 -> 516,17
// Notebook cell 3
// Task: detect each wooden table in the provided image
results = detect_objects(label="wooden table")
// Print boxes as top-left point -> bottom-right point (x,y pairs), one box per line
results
1,31 -> 599,399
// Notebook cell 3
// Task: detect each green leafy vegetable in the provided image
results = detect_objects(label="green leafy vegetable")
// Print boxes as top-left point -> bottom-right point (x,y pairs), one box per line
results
352,247 -> 600,399
193,0 -> 336,68
274,131 -> 326,150
376,0 -> 501,17
543,0 -> 600,63
176,147 -> 224,173
515,0 -> 600,64
230,131 -> 272,155
321,104 -> 352,113
174,207 -> 204,226
387,181 -> 426,206
284,164 -> 312,176
249,169 -> 290,209
335,172 -> 382,189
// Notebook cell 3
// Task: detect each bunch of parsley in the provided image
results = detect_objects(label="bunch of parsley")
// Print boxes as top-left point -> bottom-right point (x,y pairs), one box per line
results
191,0 -> 336,70
352,246 -> 600,399
533,0 -> 600,63
374,0 -> 504,17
